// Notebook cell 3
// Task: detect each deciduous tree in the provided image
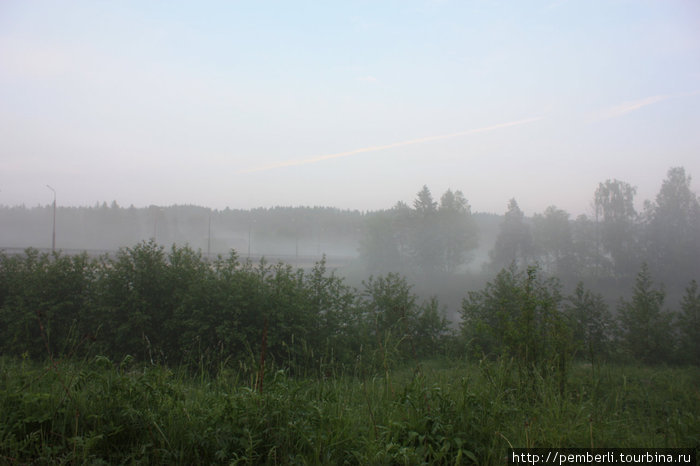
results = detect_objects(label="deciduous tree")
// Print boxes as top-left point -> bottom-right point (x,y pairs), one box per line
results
532,206 -> 575,276
594,179 -> 639,277
438,189 -> 478,273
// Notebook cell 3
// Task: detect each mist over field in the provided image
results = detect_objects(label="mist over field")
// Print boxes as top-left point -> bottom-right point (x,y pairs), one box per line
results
2,167 -> 699,317
1,1 -> 699,462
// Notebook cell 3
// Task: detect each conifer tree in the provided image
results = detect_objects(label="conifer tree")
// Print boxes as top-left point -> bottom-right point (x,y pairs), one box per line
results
565,282 -> 614,366
617,263 -> 673,364
677,280 -> 700,365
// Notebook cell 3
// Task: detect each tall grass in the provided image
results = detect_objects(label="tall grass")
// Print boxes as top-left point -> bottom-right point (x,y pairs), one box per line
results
1,355 -> 698,465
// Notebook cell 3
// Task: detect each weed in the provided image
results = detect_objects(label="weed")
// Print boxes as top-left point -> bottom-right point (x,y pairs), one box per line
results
1,357 -> 697,464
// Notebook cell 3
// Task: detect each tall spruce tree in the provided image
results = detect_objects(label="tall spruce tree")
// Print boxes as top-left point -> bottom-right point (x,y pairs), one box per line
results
617,263 -> 673,364
677,280 -> 700,365
644,167 -> 700,284
410,186 -> 442,273
565,282 -> 614,366
489,199 -> 533,271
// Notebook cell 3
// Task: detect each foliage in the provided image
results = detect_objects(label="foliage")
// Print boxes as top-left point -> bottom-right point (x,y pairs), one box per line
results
564,282 -> 615,366
532,206 -> 575,277
0,242 -> 449,375
96,240 -> 172,362
594,179 -> 640,277
1,357 -> 697,465
358,204 -> 411,274
360,185 -> 478,275
677,280 -> 700,365
461,264 -> 573,386
488,199 -> 533,271
412,296 -> 451,358
2,230 -> 700,463
569,214 -> 612,279
438,189 -> 479,274
410,186 -> 443,274
361,273 -> 450,366
644,167 -> 700,284
617,264 -> 674,364
1,232 -> 699,381
0,249 -> 97,359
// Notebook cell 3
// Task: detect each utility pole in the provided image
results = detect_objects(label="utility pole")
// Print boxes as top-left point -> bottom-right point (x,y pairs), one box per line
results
46,185 -> 56,252
151,206 -> 163,244
207,210 -> 212,257
248,213 -> 253,258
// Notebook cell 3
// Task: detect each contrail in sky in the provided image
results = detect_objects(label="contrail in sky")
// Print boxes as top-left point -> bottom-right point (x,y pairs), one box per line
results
599,95 -> 670,120
237,116 -> 543,174
599,90 -> 700,120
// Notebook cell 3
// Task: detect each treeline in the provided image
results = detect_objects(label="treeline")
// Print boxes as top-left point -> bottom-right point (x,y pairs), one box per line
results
488,167 -> 700,287
362,167 -> 700,291
3,167 -> 698,295
360,186 -> 479,274
0,242 -> 698,372
0,204 -> 364,257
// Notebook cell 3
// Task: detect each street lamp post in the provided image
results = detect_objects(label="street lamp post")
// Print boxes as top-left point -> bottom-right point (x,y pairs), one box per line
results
46,185 -> 56,252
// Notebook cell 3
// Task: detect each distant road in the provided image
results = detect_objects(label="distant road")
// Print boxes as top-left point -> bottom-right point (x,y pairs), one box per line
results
0,247 -> 355,269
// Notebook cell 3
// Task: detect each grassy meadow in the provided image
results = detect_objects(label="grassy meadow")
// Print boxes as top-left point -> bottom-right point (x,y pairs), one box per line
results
1,356 -> 698,465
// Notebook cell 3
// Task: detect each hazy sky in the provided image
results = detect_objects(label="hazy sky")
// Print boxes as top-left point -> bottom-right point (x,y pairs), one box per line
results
1,1 -> 699,215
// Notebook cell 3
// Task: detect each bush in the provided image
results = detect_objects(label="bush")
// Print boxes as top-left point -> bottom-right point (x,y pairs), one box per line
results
461,264 -> 574,386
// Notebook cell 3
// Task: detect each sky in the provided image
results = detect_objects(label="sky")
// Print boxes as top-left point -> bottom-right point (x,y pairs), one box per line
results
1,0 -> 699,216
